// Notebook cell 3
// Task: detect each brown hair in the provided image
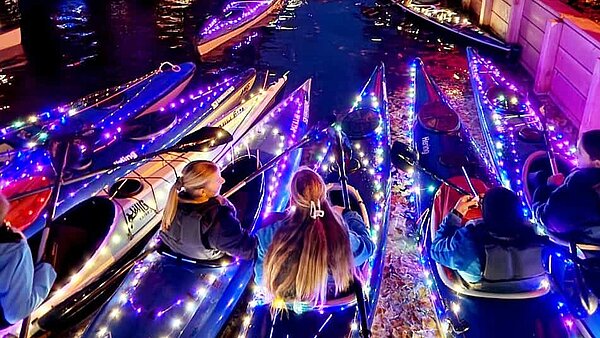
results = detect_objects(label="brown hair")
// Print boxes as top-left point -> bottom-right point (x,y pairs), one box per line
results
161,160 -> 219,230
263,167 -> 354,307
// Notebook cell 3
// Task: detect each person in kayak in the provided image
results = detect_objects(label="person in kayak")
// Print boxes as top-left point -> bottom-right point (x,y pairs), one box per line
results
532,129 -> 600,243
159,160 -> 256,261
0,194 -> 57,329
254,167 -> 374,308
431,187 -> 545,283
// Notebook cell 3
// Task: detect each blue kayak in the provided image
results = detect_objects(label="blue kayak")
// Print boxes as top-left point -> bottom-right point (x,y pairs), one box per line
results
80,78 -> 312,338
3,68 -> 256,238
467,47 -> 600,336
243,64 -> 392,338
393,57 -> 584,337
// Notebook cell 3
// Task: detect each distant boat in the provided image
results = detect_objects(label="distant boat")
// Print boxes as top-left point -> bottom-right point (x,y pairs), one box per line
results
0,0 -> 21,51
391,0 -> 519,57
196,0 -> 283,56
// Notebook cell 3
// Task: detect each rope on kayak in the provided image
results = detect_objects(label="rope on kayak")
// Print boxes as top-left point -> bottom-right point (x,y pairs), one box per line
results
159,61 -> 181,72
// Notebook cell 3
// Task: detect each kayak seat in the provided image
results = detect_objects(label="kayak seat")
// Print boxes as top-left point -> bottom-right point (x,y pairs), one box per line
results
482,244 -> 545,281
417,101 -> 460,133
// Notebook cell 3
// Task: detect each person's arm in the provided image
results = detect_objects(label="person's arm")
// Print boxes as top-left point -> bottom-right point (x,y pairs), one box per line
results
343,210 -> 375,266
0,241 -> 56,324
430,212 -> 479,273
209,206 -> 257,260
532,172 -> 573,224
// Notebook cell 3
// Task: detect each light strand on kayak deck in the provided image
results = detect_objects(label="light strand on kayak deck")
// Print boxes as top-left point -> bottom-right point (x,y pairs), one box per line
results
201,1 -> 274,37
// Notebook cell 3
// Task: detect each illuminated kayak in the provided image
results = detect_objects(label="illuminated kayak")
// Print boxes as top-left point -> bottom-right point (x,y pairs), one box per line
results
0,62 -> 195,156
1,68 -> 254,239
197,0 -> 283,56
389,58 -> 582,337
79,78 -> 311,338
1,72 -> 287,338
467,47 -> 600,336
241,64 -> 391,337
391,0 -> 518,56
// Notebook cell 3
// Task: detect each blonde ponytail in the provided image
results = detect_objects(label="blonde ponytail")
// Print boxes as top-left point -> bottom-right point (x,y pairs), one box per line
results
161,161 -> 218,231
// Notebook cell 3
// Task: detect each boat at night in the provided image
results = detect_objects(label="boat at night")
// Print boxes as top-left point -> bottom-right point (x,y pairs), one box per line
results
197,0 -> 284,56
78,78 -> 311,338
467,47 -> 600,336
390,58 -> 583,337
0,68 -> 253,238
391,0 -> 517,57
241,63 -> 391,338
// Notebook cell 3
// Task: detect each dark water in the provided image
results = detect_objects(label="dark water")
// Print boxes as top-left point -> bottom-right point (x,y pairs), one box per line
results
0,0 -> 467,126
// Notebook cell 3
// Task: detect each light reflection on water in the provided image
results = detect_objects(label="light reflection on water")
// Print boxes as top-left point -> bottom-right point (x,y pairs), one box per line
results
0,0 -> 466,130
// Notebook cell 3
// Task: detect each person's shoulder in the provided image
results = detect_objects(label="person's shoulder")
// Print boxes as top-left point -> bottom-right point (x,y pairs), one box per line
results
566,168 -> 600,186
255,214 -> 287,242
0,238 -> 29,257
214,196 -> 235,210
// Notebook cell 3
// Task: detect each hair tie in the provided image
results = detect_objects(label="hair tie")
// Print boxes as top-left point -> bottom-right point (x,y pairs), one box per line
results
309,200 -> 325,219
175,177 -> 185,191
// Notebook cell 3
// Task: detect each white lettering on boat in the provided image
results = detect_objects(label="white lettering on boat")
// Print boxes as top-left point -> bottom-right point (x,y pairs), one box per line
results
422,136 -> 430,155
114,151 -> 138,165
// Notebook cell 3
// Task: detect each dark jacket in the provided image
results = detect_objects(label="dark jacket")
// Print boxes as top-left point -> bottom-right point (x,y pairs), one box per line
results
159,195 -> 256,261
533,167 -> 600,242
430,213 -> 543,283
0,227 -> 56,328
254,210 -> 375,285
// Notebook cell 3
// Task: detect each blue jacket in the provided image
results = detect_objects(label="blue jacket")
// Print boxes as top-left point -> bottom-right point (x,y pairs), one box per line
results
430,213 -> 484,283
0,240 -> 56,327
254,210 -> 375,285
533,167 -> 600,242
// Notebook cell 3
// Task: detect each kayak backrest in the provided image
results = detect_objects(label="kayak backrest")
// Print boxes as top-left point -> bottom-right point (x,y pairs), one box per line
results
482,244 -> 545,281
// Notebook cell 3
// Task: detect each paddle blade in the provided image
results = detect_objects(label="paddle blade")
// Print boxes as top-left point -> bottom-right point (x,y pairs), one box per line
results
391,141 -> 416,172
174,127 -> 232,152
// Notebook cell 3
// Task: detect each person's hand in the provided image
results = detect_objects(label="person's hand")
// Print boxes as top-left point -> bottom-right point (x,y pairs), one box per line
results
453,195 -> 479,217
547,173 -> 565,187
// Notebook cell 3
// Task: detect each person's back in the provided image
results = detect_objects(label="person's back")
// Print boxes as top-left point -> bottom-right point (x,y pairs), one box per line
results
533,130 -> 600,242
0,196 -> 56,329
256,168 -> 374,308
158,161 -> 256,261
431,187 -> 545,283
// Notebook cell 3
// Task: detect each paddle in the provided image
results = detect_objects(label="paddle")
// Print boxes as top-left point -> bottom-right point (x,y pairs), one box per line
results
538,105 -> 560,176
331,126 -> 371,338
8,127 -> 233,202
18,126 -> 232,338
391,141 -> 471,196
222,122 -> 331,198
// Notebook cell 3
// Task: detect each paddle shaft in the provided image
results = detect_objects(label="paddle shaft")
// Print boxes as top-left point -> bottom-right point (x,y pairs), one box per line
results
539,106 -> 560,175
333,128 -> 370,338
461,166 -> 479,198
19,142 -> 71,338
222,124 -> 331,198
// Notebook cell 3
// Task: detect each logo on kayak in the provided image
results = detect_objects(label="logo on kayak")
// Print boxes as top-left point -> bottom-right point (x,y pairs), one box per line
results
125,200 -> 153,235
421,136 -> 430,155
114,151 -> 138,165
215,103 -> 247,128
211,86 -> 236,109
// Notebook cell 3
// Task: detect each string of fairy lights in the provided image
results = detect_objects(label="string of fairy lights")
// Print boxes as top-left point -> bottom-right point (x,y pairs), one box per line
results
85,80 -> 311,338
27,73 -> 259,330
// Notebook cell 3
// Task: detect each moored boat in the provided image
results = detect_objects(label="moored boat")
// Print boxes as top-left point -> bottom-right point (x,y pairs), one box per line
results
391,58 -> 582,337
1,68 -> 253,239
79,78 -> 311,338
196,0 -> 283,56
467,47 -> 600,336
1,72 -> 288,338
0,62 -> 195,157
390,0 -> 518,57
241,63 -> 391,337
